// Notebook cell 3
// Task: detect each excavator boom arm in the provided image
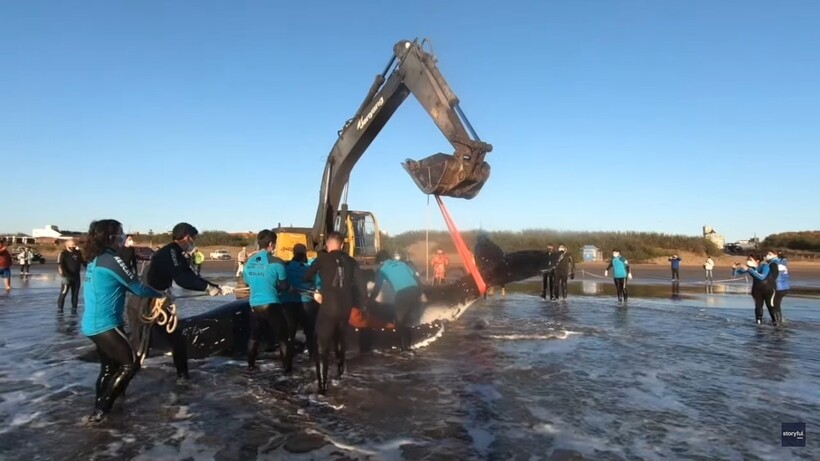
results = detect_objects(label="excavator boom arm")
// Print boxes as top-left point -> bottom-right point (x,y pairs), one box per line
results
312,39 -> 493,247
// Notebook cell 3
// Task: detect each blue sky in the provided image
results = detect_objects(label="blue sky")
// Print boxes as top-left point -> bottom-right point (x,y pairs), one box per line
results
2,1 -> 818,243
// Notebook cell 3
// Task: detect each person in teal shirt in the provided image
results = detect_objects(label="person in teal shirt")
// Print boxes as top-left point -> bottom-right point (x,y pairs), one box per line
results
369,250 -> 424,351
243,230 -> 291,372
604,249 -> 632,302
284,244 -> 318,359
81,219 -> 164,423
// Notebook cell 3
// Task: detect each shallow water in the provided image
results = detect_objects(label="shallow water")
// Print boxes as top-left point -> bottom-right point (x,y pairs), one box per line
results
1,267 -> 818,460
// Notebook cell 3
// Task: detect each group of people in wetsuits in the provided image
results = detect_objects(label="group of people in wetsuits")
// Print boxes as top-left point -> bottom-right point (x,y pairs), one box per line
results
79,219 -> 427,421
242,230 -> 425,394
733,250 -> 791,326
541,245 -> 630,302
540,243 -> 577,300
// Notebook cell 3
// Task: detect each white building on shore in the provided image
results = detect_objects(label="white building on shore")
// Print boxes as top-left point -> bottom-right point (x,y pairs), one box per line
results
31,225 -> 83,242
703,226 -> 726,249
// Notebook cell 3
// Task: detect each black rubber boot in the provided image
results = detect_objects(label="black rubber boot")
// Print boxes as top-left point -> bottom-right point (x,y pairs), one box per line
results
247,340 -> 259,371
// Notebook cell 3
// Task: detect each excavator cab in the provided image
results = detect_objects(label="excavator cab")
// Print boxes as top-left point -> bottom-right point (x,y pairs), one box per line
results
333,210 -> 381,265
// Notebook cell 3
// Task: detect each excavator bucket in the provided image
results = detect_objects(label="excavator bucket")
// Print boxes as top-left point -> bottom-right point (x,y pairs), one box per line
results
402,153 -> 491,199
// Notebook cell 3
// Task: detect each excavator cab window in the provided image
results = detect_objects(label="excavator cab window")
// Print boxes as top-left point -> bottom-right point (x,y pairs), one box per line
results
350,212 -> 379,258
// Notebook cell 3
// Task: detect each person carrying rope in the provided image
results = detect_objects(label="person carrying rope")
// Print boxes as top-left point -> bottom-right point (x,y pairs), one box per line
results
80,219 -> 164,423
126,222 -> 233,383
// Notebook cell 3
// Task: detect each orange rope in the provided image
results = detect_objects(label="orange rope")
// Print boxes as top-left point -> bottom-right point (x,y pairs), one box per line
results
434,195 -> 487,296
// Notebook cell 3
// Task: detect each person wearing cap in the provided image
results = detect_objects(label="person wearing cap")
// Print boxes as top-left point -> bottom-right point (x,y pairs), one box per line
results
430,249 -> 450,286
283,243 -> 318,360
370,249 -> 424,352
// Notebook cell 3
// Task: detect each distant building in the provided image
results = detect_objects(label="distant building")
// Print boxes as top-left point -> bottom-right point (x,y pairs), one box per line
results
31,225 -> 83,243
1,234 -> 35,245
703,226 -> 726,249
582,245 -> 602,262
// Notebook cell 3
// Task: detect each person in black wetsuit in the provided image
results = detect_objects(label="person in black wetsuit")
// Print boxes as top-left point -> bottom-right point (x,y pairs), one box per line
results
540,244 -> 559,300
80,219 -> 164,423
302,231 -> 363,394
57,238 -> 86,312
736,254 -> 778,325
118,234 -> 139,275
126,222 -> 229,382
742,253 -> 780,325
554,244 -> 575,300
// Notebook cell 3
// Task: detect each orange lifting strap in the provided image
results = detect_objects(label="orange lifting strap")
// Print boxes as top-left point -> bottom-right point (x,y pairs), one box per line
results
434,195 -> 487,296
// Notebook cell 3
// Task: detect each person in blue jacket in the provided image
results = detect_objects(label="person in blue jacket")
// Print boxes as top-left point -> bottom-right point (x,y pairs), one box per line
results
668,255 -> 682,281
81,219 -> 164,423
604,249 -> 632,302
243,230 -> 291,372
284,244 -> 318,360
772,251 -> 790,324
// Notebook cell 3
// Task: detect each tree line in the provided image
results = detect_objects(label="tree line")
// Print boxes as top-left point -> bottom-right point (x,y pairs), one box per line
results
762,231 -> 820,252
381,229 -> 723,262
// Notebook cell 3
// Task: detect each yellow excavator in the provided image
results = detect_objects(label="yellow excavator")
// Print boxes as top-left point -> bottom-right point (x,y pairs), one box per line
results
274,39 -> 493,266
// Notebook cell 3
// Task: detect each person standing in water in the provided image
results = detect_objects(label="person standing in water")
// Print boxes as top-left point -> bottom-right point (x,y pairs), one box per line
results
0,238 -> 12,290
554,244 -> 575,300
283,243 -> 318,360
244,230 -> 292,373
57,239 -> 86,312
703,256 -> 715,282
370,250 -> 425,352
128,223 -> 230,382
745,251 -> 780,325
605,249 -> 631,302
303,231 -> 362,394
771,251 -> 790,325
81,219 -> 164,423
668,254 -> 682,281
540,243 -> 559,300
19,247 -> 32,277
735,254 -> 777,325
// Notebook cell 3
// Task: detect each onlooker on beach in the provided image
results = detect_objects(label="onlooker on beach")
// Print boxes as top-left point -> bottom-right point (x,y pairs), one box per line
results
18,247 -> 33,276
703,256 -> 715,282
193,248 -> 205,276
430,249 -> 449,286
668,254 -> 682,281
118,235 -> 139,274
0,238 -> 12,290
237,246 -> 248,277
